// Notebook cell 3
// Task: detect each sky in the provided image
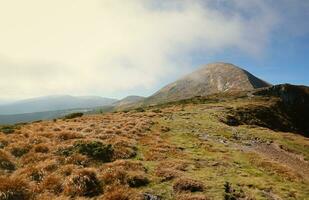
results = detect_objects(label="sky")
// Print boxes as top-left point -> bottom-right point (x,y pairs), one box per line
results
0,0 -> 308,101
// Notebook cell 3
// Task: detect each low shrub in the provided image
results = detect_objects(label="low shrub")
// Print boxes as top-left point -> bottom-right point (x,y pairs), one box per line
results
135,108 -> 145,112
0,140 -> 8,149
56,145 -> 76,157
74,141 -> 114,162
10,147 -> 30,157
63,112 -> 83,119
0,125 -> 18,134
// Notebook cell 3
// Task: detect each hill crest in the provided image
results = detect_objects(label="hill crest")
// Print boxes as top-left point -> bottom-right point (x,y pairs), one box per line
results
146,62 -> 271,104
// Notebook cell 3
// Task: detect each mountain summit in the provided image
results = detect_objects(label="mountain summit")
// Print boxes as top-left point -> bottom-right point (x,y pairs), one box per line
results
147,62 -> 271,103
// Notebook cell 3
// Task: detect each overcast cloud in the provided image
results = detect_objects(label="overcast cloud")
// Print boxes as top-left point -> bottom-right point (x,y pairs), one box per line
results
0,0 -> 306,99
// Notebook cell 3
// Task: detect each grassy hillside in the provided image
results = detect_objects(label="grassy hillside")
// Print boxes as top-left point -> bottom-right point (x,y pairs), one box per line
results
0,93 -> 308,200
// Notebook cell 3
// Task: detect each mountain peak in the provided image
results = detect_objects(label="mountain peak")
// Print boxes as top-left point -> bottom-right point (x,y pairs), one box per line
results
195,62 -> 249,74
147,62 -> 271,104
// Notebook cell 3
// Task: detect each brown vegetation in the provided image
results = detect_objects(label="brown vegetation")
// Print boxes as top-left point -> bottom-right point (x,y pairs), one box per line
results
173,178 -> 204,192
0,176 -> 31,200
63,168 -> 101,197
0,111 -> 154,199
0,92 -> 308,199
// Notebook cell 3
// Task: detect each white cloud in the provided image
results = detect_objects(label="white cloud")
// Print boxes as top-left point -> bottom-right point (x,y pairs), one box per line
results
0,0 -> 280,99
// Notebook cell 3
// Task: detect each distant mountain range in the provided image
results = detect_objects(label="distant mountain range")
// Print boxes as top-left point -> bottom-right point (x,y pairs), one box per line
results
0,95 -> 118,124
0,108 -> 93,125
0,95 -> 117,115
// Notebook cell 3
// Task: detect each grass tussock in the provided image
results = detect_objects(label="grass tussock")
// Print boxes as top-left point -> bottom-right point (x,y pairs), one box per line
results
10,146 -> 30,158
34,144 -> 49,153
127,173 -> 149,188
100,160 -> 149,188
0,150 -> 15,171
173,178 -> 204,193
0,176 -> 31,200
102,186 -> 142,200
37,174 -> 63,194
63,168 -> 101,197
0,125 -> 20,134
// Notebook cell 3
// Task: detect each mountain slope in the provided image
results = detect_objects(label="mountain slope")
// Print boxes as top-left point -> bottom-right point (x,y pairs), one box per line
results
113,96 -> 145,107
0,88 -> 308,199
146,62 -> 271,104
233,84 -> 309,136
0,95 -> 117,115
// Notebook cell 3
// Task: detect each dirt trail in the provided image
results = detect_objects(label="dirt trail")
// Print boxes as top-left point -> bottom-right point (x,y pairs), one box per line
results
198,130 -> 309,181
253,143 -> 309,181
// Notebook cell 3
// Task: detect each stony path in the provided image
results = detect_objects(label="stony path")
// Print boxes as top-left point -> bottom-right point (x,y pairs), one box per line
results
253,143 -> 309,181
198,128 -> 309,181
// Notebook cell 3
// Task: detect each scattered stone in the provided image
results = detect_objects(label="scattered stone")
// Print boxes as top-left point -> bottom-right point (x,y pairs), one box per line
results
144,193 -> 162,200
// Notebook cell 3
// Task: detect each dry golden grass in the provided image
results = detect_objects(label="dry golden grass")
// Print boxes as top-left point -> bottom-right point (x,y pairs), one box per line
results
100,186 -> 142,200
0,97 -> 308,199
0,176 -> 31,200
100,167 -> 127,185
176,193 -> 209,200
36,174 -> 63,194
173,178 -> 205,193
155,168 -> 182,182
34,144 -> 49,153
0,150 -> 15,171
247,152 -> 302,181
0,111 -> 154,199
99,160 -> 149,188
63,168 -> 101,197
126,172 -> 149,188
